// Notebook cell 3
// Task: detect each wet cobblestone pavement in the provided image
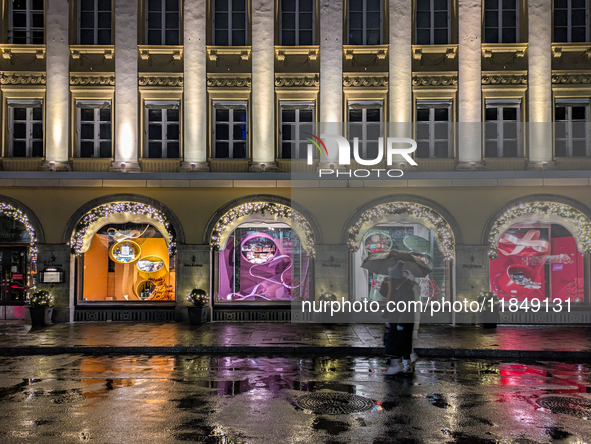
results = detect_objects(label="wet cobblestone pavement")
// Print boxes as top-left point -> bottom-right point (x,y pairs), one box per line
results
0,355 -> 591,443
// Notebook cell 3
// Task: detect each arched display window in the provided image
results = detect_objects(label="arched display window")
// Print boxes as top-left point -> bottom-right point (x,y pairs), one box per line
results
348,202 -> 455,304
70,202 -> 177,304
211,202 -> 315,304
488,202 -> 591,303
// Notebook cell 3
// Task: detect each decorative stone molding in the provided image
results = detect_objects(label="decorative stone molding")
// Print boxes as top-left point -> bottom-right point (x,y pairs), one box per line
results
0,46 -> 45,60
1,72 -> 46,85
275,46 -> 319,62
343,45 -> 388,60
552,43 -> 591,58
275,75 -> 319,87
207,76 -> 251,88
412,74 -> 458,87
481,44 -> 527,58
412,45 -> 457,61
552,73 -> 591,84
139,75 -> 183,87
343,75 -> 388,87
207,47 -> 251,61
138,46 -> 183,61
70,46 -> 114,60
70,74 -> 115,86
482,73 -> 528,85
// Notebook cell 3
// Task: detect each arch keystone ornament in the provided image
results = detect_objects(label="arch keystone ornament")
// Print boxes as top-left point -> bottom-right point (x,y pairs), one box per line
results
488,202 -> 591,259
348,203 -> 455,260
211,202 -> 316,257
69,202 -> 176,255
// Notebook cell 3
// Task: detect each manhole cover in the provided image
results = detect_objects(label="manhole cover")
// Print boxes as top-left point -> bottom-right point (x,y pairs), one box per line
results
295,392 -> 375,415
536,396 -> 591,419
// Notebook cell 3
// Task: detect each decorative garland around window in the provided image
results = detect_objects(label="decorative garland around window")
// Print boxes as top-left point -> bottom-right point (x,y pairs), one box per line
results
70,202 -> 176,255
211,202 -> 316,257
0,202 -> 38,257
348,202 -> 455,261
488,202 -> 591,259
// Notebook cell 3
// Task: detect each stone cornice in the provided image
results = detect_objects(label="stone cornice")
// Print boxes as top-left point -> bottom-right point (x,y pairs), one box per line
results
1,72 -> 46,85
552,73 -> 591,84
343,75 -> 388,87
70,74 -> 115,86
481,73 -> 528,85
207,76 -> 251,88
139,75 -> 183,87
275,75 -> 319,87
412,73 -> 458,87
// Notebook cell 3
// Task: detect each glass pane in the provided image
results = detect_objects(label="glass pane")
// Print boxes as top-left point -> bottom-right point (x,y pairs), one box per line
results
214,31 -> 228,45
416,123 -> 429,140
281,124 -> 293,141
555,106 -> 566,121
99,141 -> 112,158
503,141 -> 518,157
485,141 -> 499,157
416,29 -> 430,45
486,0 -> 499,9
148,12 -> 162,29
12,141 -> 26,157
166,0 -> 180,12
282,142 -> 293,159
167,109 -> 180,122
367,0 -> 381,11
233,0 -> 246,11
298,142 -> 309,159
349,109 -> 363,122
98,12 -> 111,28
484,11 -> 498,28
502,11 -> 516,27
97,30 -> 111,44
416,141 -> 430,157
504,123 -> 518,139
98,0 -> 111,11
572,122 -> 587,139
165,30 -> 179,45
166,142 -> 180,158
434,0 -> 448,11
283,12 -> 296,29
100,108 -> 111,122
555,122 -> 567,139
554,140 -> 567,157
232,30 -> 246,45
367,12 -> 381,29
434,29 -> 448,44
485,122 -> 497,140
32,142 -> 43,158
300,0 -> 313,12
485,28 -> 499,43
416,12 -> 430,29
233,124 -> 247,141
13,108 -> 26,121
572,140 -> 587,157
148,0 -> 162,11
166,13 -> 180,29
80,30 -> 94,45
434,142 -> 449,158
282,109 -> 296,122
32,108 -> 43,121
233,142 -> 247,158
416,108 -> 430,122
300,110 -> 313,122
216,124 -> 229,140
149,109 -> 163,121
80,141 -> 95,158
147,31 -> 162,45
485,107 -> 498,121
81,123 -> 95,140
300,13 -> 313,29
349,30 -> 363,45
434,12 -> 448,28
281,30 -> 296,45
234,109 -> 247,122
434,123 -> 448,139
148,142 -> 163,158
32,123 -> 43,139
215,0 -> 229,11
434,108 -> 449,121
81,12 -> 94,28
366,108 -> 381,122
166,124 -> 180,140
13,123 -> 26,139
282,0 -> 296,12
366,29 -> 381,44
148,124 -> 162,141
503,107 -> 518,121
299,30 -> 313,45
216,108 -> 229,121
215,141 -> 229,158
572,106 -> 586,120
81,0 -> 94,10
417,0 -> 430,11
554,27 -> 567,43
554,10 -> 567,27
367,123 -> 381,140
81,108 -> 94,122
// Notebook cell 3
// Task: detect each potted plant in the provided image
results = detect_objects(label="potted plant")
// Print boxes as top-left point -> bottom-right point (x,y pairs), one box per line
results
29,290 -> 54,326
186,288 -> 209,325
477,291 -> 500,328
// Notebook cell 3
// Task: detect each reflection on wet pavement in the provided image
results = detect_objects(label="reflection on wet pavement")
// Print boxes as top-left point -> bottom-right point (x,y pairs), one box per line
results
0,355 -> 590,443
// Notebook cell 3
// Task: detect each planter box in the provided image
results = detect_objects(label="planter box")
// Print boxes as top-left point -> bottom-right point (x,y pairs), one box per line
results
29,306 -> 53,326
187,306 -> 208,325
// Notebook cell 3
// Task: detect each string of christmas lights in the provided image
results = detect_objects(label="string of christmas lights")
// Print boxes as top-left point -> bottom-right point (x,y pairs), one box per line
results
348,202 -> 455,260
488,202 -> 591,259
0,202 -> 38,259
69,202 -> 177,255
211,202 -> 316,257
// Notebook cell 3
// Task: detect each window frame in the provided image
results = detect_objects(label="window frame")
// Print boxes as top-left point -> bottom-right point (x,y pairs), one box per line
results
8,0 -> 45,44
212,0 -> 248,46
483,0 -> 519,44
76,100 -> 112,158
484,99 -> 522,158
143,101 -> 181,159
347,0 -> 384,45
415,0 -> 451,45
78,0 -> 112,46
553,0 -> 590,43
554,98 -> 591,157
7,100 -> 44,158
279,101 -> 315,159
347,100 -> 384,160
145,0 -> 181,46
414,100 -> 452,159
279,0 -> 315,46
212,101 -> 249,159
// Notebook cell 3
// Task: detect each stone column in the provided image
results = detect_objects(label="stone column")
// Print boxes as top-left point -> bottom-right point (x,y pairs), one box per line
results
113,0 -> 140,171
249,0 -> 277,171
318,0 -> 343,168
43,0 -> 70,171
389,0 -> 412,134
456,0 -> 484,170
181,0 -> 209,171
527,0 -> 553,169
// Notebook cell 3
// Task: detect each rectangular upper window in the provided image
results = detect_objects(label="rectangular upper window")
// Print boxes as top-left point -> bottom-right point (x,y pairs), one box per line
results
484,0 -> 519,43
213,0 -> 247,46
348,101 -> 383,160
555,99 -> 590,157
484,100 -> 521,158
280,0 -> 314,45
146,0 -> 180,45
79,0 -> 112,45
348,0 -> 382,45
9,0 -> 44,44
554,0 -> 589,42
213,101 -> 247,159
415,100 -> 452,158
415,0 -> 450,45
76,101 -> 112,158
280,102 -> 315,159
8,100 -> 43,158
145,101 -> 180,159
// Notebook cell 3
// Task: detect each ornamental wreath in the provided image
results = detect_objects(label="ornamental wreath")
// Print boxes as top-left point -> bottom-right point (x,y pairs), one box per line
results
348,202 -> 455,261
70,202 -> 176,255
488,202 -> 591,259
0,202 -> 38,256
211,202 -> 316,257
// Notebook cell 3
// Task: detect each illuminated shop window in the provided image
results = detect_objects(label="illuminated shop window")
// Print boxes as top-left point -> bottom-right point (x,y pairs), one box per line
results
279,102 -> 315,159
8,100 -> 43,158
553,0 -> 589,43
347,101 -> 383,161
9,0 -> 44,44
280,0 -> 314,45
213,0 -> 247,46
484,99 -> 521,158
215,223 -> 310,303
76,100 -> 112,158
554,99 -> 590,157
213,101 -> 247,159
79,223 -> 175,303
348,0 -> 382,45
490,223 -> 584,302
484,0 -> 518,43
415,100 -> 452,158
415,0 -> 450,45
146,0 -> 180,45
79,0 -> 112,45
352,223 -> 447,304
145,101 -> 180,159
